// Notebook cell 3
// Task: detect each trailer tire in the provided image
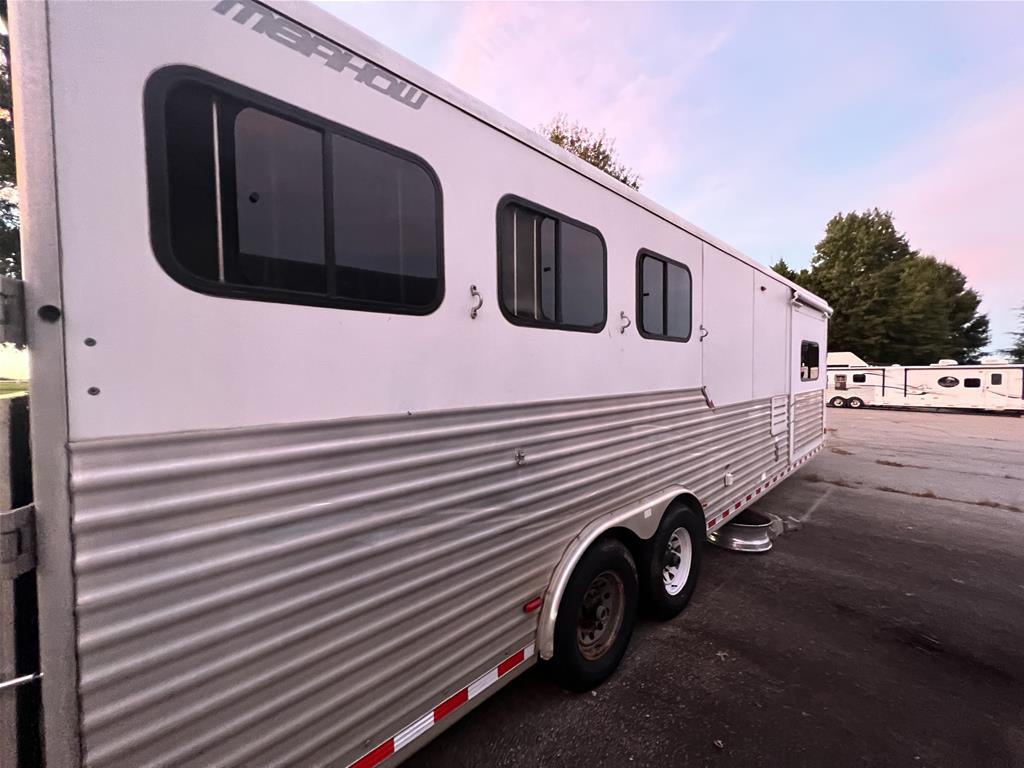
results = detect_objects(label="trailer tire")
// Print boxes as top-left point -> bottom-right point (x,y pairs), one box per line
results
847,397 -> 864,409
638,504 -> 703,621
828,396 -> 847,408
551,537 -> 638,692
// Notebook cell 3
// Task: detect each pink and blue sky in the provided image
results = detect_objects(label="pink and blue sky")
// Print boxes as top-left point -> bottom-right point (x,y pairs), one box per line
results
323,1 -> 1023,351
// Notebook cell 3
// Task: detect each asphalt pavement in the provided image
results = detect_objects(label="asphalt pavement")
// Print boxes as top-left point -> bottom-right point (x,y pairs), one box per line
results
407,407 -> 1024,768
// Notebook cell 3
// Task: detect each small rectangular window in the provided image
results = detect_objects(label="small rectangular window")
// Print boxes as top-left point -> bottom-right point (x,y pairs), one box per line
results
964,378 -> 981,388
852,373 -> 866,383
146,69 -> 443,314
800,341 -> 820,381
991,373 -> 1003,386
497,199 -> 606,331
637,250 -> 692,342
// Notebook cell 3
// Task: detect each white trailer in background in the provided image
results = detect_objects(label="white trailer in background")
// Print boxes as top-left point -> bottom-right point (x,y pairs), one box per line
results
826,352 -> 1024,413
3,1 -> 830,766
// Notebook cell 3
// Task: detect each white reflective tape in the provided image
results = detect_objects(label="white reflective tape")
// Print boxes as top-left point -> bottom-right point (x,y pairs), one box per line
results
394,712 -> 434,751
467,668 -> 498,699
524,642 -> 535,659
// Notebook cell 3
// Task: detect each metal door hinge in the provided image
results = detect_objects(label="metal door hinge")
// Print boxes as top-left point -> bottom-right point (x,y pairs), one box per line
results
1,504 -> 36,579
0,276 -> 26,346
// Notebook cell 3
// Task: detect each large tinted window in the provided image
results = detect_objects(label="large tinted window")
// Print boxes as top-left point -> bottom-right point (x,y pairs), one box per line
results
332,134 -> 441,307
497,200 -> 605,331
147,69 -> 443,314
637,250 -> 692,341
232,108 -> 326,293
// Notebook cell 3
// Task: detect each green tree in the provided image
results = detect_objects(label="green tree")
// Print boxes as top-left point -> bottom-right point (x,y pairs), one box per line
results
1004,303 -> 1024,362
0,0 -> 18,280
770,258 -> 811,287
810,209 -> 988,364
540,114 -> 641,190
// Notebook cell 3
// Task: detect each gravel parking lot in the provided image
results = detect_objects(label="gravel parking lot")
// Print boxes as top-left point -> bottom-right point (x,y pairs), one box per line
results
408,408 -> 1024,768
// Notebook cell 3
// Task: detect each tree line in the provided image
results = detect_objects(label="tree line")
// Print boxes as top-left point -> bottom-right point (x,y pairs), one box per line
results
772,209 -> 995,365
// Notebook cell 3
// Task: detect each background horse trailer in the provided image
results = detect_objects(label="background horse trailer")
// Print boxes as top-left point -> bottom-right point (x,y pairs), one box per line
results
826,352 -> 1024,413
3,1 -> 830,766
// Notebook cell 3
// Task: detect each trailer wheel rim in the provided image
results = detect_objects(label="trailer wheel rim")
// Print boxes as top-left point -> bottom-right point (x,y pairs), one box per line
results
849,398 -> 863,408
576,570 -> 625,661
662,527 -> 692,596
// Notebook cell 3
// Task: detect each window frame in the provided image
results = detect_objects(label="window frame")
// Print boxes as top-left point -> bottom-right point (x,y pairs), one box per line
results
800,340 -> 820,382
991,373 -> 1003,386
495,194 -> 607,334
852,373 -> 866,383
144,66 -> 446,316
635,249 -> 693,343
963,377 -> 981,389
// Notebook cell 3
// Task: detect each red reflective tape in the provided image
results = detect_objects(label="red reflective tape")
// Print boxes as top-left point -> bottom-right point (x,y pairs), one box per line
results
756,487 -> 762,494
498,649 -> 526,677
746,494 -> 752,501
350,740 -> 395,768
523,597 -> 543,613
734,501 -> 741,509
434,688 -> 469,723
707,518 -> 715,529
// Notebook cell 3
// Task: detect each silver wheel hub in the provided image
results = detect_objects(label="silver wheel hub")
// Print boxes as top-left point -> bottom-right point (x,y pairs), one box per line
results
576,571 -> 625,661
662,527 -> 693,596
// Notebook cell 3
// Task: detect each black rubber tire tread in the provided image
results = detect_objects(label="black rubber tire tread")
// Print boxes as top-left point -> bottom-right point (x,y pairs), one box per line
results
550,537 -> 638,692
829,396 -> 847,408
638,503 -> 704,621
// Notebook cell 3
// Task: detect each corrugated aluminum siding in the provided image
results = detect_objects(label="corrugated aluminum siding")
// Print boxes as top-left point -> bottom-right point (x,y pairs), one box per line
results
69,388 -> 804,767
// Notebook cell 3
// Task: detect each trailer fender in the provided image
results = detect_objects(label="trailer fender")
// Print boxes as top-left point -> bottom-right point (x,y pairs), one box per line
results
536,485 -> 699,660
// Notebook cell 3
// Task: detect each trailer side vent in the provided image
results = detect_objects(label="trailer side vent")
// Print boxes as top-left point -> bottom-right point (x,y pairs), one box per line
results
770,395 -> 787,436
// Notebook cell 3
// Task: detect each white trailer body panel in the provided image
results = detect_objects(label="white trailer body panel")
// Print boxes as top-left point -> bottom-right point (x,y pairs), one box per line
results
702,244 -> 754,407
9,1 -> 832,766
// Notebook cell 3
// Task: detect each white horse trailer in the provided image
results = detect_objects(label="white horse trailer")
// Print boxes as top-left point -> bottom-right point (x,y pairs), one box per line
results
826,352 -> 1024,413
2,1 -> 831,766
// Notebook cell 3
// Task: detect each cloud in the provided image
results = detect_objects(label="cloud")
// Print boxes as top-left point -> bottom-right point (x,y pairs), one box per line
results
879,88 -> 1024,349
437,2 -> 737,192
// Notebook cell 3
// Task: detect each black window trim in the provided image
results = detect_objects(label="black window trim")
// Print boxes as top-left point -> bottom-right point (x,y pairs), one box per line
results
800,340 -> 820,382
634,248 -> 693,343
144,65 -> 446,316
495,194 -> 607,334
